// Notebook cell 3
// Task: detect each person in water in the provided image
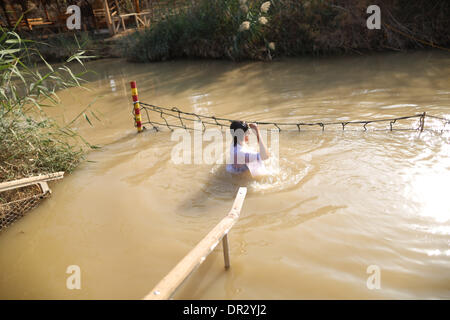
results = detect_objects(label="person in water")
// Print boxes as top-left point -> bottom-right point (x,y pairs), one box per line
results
226,120 -> 270,176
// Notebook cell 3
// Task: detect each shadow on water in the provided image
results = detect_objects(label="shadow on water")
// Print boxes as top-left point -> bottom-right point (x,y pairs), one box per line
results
176,164 -> 255,217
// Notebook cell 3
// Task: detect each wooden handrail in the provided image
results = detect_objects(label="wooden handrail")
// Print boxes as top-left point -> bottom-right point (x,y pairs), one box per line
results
144,187 -> 247,300
0,172 -> 64,193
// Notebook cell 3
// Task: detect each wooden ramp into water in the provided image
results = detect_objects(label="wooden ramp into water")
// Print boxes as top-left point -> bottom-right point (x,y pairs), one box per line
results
144,187 -> 247,300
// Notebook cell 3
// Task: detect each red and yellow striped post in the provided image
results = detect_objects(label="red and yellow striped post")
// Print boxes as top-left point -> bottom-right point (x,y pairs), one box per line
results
130,81 -> 143,133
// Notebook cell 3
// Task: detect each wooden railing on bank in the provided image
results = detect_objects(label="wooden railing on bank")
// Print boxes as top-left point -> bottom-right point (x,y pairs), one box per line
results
144,187 -> 247,300
0,172 -> 65,195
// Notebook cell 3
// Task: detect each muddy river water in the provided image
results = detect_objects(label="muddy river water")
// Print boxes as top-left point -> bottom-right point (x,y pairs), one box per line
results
1,51 -> 449,299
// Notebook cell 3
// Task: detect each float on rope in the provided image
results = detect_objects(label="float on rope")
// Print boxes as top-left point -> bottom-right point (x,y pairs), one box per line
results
130,81 -> 143,133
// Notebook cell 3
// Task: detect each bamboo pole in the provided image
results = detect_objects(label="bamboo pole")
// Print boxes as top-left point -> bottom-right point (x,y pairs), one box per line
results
0,172 -> 64,193
144,187 -> 247,300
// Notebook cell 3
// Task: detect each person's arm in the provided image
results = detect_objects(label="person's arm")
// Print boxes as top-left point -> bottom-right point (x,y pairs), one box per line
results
249,123 -> 270,160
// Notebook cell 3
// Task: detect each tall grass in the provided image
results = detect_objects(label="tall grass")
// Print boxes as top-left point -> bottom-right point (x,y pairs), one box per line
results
0,24 -> 94,183
28,31 -> 119,63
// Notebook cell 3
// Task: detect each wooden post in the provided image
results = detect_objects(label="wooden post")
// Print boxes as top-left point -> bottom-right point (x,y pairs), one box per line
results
222,234 -> 230,269
144,187 -> 247,300
130,81 -> 143,133
103,0 -> 114,35
121,15 -> 126,31
420,112 -> 426,132
113,0 -> 124,32
134,0 -> 140,13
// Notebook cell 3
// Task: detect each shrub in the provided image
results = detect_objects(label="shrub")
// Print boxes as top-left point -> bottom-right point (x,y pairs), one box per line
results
120,0 -> 274,62
120,0 -> 450,62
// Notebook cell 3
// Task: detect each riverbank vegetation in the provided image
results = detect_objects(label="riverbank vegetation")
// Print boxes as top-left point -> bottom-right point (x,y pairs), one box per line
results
0,27 -> 92,184
31,31 -> 113,62
4,1 -> 447,63
120,0 -> 450,62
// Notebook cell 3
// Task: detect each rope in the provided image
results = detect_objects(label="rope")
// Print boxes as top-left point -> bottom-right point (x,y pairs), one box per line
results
134,102 -> 450,133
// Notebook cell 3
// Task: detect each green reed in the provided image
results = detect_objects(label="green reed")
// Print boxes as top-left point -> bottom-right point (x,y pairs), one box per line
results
0,24 -> 95,182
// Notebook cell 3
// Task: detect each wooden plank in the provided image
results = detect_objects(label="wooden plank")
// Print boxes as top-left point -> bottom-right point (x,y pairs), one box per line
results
118,13 -> 135,17
0,172 -> 64,193
135,15 -> 145,27
144,187 -> 247,300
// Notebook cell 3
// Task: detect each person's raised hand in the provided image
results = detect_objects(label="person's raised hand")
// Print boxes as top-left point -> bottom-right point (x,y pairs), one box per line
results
249,123 -> 258,132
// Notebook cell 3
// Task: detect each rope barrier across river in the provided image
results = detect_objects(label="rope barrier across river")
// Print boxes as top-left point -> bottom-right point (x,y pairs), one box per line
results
129,81 -> 450,134
134,102 -> 450,133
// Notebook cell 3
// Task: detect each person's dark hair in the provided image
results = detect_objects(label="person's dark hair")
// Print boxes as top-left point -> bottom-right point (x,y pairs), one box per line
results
230,121 -> 248,147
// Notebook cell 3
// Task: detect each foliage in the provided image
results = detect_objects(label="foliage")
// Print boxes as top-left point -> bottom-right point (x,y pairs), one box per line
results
120,0 -> 450,62
0,23 -> 95,182
120,0 -> 275,62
